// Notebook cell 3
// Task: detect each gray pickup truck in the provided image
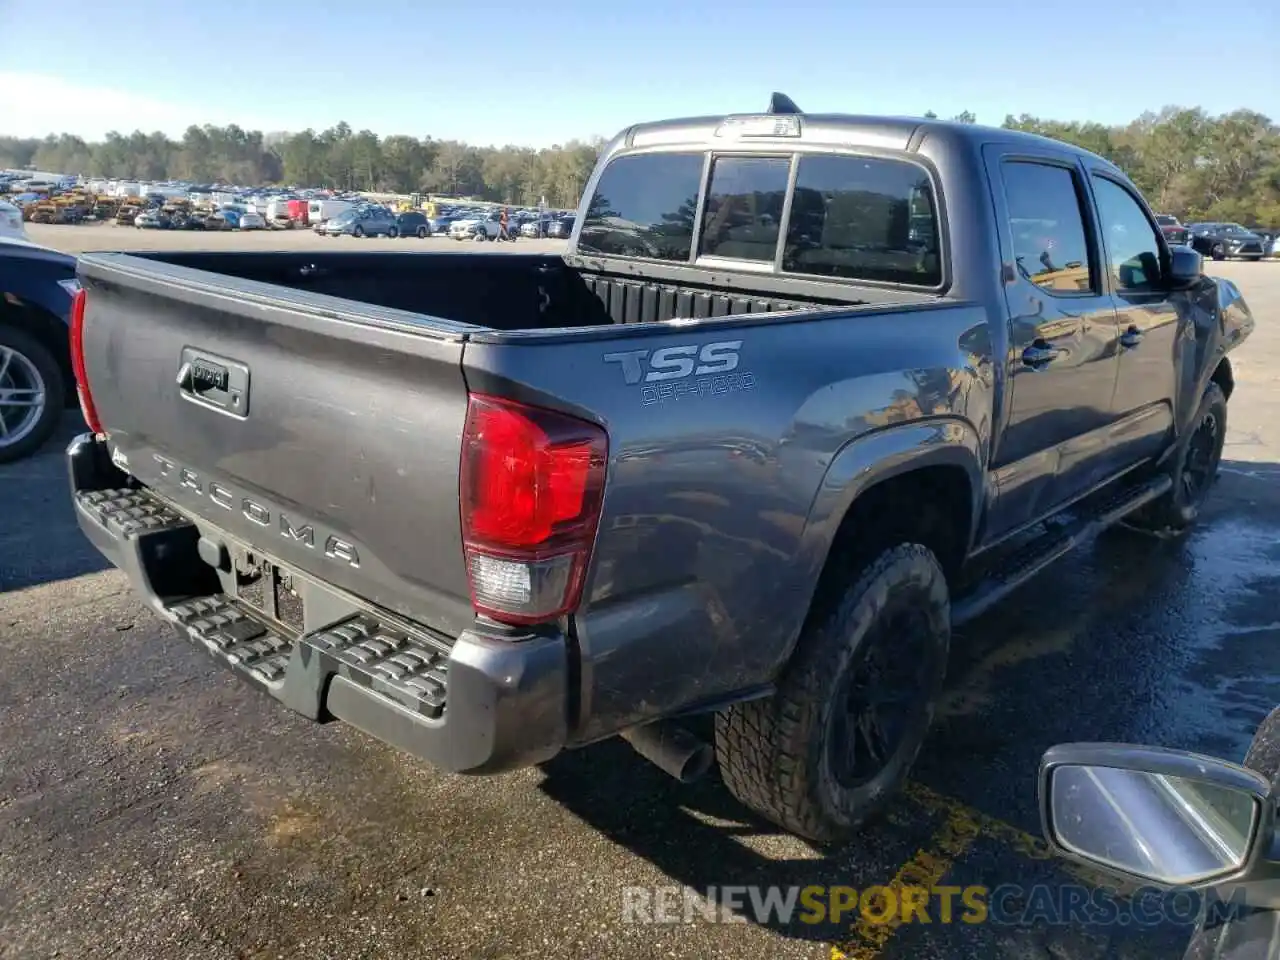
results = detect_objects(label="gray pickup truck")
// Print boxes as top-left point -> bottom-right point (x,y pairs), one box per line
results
67,95 -> 1254,842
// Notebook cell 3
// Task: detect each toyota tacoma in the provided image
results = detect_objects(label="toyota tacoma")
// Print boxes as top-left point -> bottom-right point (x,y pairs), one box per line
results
66,95 -> 1254,841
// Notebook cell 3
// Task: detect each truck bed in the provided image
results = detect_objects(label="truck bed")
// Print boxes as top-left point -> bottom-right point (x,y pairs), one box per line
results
122,250 -> 865,332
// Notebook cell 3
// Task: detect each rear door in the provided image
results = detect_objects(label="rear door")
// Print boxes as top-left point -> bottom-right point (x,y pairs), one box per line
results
983,146 -> 1122,535
1085,172 -> 1181,468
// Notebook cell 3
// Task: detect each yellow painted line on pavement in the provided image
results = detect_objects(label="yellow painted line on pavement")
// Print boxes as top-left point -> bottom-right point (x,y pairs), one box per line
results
831,800 -> 981,960
829,782 -> 1121,960
906,782 -> 1117,888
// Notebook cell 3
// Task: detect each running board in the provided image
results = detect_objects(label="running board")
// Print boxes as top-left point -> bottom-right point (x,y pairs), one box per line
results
951,475 -> 1172,626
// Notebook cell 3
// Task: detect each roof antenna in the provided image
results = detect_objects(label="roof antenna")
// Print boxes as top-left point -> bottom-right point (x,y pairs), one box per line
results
767,92 -> 802,115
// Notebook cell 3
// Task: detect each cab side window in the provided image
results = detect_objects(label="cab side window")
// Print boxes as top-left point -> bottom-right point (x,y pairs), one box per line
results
1091,177 -> 1164,293
1001,161 -> 1095,295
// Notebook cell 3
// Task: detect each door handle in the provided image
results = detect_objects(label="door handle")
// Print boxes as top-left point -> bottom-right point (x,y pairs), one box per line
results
1022,343 -> 1059,368
1120,326 -> 1143,348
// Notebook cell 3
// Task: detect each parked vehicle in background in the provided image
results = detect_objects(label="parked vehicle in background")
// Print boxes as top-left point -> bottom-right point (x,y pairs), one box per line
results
65,97 -> 1254,841
134,210 -> 167,229
0,200 -> 30,242
1187,222 -> 1268,261
449,210 -> 503,240
394,210 -> 430,238
308,198 -> 354,227
1154,214 -> 1190,245
519,219 -> 541,238
237,211 -> 267,231
428,214 -> 457,236
547,215 -> 574,239
320,205 -> 399,237
0,237 -> 77,462
1253,227 -> 1280,258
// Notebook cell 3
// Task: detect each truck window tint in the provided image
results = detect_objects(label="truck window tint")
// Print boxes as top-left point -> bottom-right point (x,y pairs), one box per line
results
698,156 -> 789,261
577,153 -> 703,262
1091,177 -> 1164,292
781,156 -> 941,286
1002,162 -> 1094,295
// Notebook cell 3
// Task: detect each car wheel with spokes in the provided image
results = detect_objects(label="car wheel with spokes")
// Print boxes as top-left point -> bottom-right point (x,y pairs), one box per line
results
0,325 -> 65,464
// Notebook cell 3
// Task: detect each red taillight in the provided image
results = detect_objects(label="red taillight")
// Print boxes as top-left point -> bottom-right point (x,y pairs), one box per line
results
460,393 -> 607,626
68,287 -> 103,434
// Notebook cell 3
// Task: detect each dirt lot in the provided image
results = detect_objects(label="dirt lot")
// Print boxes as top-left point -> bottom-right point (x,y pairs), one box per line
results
24,221 -> 569,255
2,231 -> 1279,959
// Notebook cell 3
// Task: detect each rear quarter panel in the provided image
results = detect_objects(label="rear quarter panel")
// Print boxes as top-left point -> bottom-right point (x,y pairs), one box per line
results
463,302 -> 995,743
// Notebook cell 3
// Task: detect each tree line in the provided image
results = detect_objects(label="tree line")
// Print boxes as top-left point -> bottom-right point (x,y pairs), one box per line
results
0,124 -> 603,210
2,106 -> 1277,224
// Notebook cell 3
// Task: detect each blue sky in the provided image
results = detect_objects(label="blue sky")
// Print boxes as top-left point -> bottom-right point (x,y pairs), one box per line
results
2,0 -> 1276,146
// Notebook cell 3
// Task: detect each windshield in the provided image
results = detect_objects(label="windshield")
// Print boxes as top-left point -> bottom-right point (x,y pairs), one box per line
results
1221,223 -> 1249,234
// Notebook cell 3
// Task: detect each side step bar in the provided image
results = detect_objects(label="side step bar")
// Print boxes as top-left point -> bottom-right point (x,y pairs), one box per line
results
951,474 -> 1172,626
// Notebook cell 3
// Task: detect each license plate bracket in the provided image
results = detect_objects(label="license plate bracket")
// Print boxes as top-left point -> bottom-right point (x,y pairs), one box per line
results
233,553 -> 305,634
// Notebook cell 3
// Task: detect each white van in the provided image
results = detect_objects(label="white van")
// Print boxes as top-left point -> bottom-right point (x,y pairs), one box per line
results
308,199 -> 353,226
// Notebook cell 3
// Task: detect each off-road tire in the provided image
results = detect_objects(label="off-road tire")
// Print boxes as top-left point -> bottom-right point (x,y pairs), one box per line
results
715,543 -> 950,843
1127,382 -> 1227,534
0,325 -> 65,464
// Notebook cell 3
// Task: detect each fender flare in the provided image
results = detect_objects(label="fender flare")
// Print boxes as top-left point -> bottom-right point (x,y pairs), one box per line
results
779,418 -> 985,659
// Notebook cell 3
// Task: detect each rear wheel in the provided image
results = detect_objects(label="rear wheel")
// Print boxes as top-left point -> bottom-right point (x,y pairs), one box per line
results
0,325 -> 65,465
353,225 -> 365,238
417,226 -> 428,238
474,230 -> 487,242
387,226 -> 399,239
1127,382 -> 1227,534
715,543 -> 950,842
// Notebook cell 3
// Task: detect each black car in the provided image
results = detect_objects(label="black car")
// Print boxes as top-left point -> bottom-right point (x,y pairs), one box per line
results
0,238 -> 79,462
394,210 -> 431,238
1186,222 -> 1267,261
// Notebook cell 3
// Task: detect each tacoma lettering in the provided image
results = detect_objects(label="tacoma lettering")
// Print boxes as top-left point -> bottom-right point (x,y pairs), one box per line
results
148,452 -> 360,567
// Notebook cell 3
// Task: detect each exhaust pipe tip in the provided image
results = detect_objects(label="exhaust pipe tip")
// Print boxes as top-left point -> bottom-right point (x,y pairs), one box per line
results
621,720 -> 714,784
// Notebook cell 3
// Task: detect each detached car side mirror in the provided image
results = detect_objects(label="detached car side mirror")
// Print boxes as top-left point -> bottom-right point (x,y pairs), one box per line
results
1168,246 -> 1203,288
1039,743 -> 1280,904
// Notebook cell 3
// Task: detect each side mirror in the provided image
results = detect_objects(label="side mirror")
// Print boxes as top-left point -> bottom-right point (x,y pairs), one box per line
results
1039,744 -> 1278,897
1168,246 -> 1203,287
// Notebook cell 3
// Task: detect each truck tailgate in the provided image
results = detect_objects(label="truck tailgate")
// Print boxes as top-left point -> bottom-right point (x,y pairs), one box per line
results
76,253 -> 477,639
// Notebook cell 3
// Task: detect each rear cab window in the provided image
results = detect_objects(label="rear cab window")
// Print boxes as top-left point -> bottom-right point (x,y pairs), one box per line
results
576,149 -> 943,288
698,156 -> 789,262
783,155 -> 941,286
576,153 -> 704,262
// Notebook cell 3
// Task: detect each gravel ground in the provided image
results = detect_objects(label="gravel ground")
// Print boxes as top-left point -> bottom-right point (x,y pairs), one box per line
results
2,235 -> 1279,960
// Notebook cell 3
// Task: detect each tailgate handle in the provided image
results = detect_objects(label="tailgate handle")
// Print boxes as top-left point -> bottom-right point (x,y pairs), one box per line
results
175,349 -> 251,417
